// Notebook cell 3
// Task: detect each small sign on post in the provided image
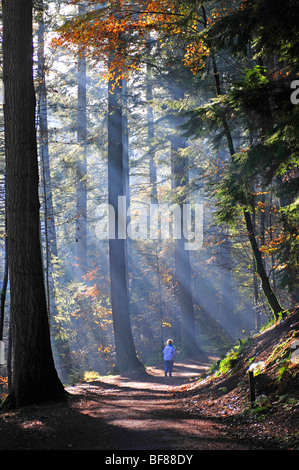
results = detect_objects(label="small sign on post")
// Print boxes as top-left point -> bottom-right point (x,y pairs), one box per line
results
247,361 -> 265,408
248,369 -> 255,408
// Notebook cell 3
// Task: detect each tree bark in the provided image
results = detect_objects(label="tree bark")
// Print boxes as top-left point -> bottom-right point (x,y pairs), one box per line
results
36,1 -> 74,383
2,0 -> 65,407
107,75 -> 143,372
146,62 -> 158,205
37,2 -> 58,301
170,85 -> 202,357
0,233 -> 8,344
75,3 -> 88,275
244,210 -> 284,319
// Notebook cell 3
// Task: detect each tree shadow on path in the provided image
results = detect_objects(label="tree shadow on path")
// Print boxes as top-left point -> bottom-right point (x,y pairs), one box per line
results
0,356 -> 251,450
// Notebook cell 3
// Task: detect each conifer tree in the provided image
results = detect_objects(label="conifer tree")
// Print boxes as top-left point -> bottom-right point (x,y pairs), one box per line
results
2,0 -> 65,407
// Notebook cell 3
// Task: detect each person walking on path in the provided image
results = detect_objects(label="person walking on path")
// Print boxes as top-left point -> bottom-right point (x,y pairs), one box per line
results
163,339 -> 176,377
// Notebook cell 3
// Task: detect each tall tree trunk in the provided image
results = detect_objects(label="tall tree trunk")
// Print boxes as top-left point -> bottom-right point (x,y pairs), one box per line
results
252,205 -> 261,332
107,74 -> 143,372
37,2 -> 58,302
121,79 -> 132,279
2,0 -> 65,407
244,210 -> 284,317
217,232 -> 235,331
170,85 -> 202,357
146,62 -> 158,205
75,4 -> 88,275
37,2 -> 73,383
146,63 -> 167,348
0,225 -> 8,396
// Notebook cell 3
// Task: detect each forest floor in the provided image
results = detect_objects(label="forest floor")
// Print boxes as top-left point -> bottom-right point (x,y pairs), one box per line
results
1,309 -> 299,451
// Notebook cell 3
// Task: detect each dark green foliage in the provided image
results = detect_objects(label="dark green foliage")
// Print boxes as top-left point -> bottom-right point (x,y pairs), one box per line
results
205,0 -> 299,68
278,200 -> 299,297
181,0 -> 299,306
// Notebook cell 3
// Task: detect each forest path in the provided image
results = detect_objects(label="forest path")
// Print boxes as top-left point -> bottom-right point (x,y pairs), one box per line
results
0,359 -> 249,450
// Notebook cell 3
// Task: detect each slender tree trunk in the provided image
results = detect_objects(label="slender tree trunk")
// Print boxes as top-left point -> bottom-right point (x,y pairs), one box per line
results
37,2 -> 58,299
107,74 -> 143,372
170,85 -> 202,357
244,210 -> 284,318
122,79 -> 132,280
252,205 -> 261,331
36,2 -> 73,382
2,0 -> 65,407
0,227 -> 8,396
217,233 -> 235,330
75,4 -> 88,275
146,62 -> 158,205
0,228 -> 8,345
146,63 -> 167,348
202,4 -> 284,321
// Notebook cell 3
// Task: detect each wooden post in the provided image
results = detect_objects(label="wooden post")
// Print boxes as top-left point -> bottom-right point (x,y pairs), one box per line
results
248,370 -> 256,408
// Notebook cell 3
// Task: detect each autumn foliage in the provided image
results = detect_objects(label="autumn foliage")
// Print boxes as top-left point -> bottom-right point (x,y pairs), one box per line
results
53,0 -> 255,81
53,0 -> 212,80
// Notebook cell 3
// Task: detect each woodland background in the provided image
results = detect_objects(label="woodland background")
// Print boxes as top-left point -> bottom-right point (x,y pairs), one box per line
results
0,0 -> 298,395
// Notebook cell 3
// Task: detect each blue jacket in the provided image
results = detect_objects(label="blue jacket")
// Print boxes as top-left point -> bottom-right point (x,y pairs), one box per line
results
163,344 -> 176,361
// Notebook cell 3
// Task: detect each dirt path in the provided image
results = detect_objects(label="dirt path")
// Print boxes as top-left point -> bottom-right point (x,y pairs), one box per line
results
0,360 -> 249,450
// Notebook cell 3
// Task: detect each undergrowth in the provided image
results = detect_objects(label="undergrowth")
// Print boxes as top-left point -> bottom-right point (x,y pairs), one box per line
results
209,337 -> 253,377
